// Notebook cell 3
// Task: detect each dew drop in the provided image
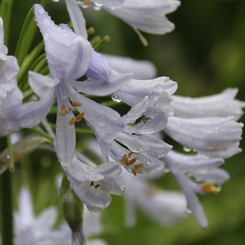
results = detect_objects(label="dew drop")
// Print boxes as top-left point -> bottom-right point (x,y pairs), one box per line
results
183,146 -> 191,152
163,167 -> 170,173
6,155 -> 10,159
111,94 -> 121,103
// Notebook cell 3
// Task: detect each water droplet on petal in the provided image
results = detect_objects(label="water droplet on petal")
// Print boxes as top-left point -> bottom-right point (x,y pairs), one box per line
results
183,146 -> 192,152
111,94 -> 121,103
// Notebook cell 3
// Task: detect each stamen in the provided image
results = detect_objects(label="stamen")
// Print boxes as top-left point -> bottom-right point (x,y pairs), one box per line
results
121,154 -> 128,164
69,117 -> 77,125
67,106 -> 74,111
95,184 -> 100,189
201,183 -> 219,194
90,181 -> 94,186
60,104 -> 68,116
127,158 -> 137,166
72,101 -> 82,107
131,168 -> 137,176
83,0 -> 91,5
76,112 -> 85,121
128,151 -> 134,157
134,163 -> 144,170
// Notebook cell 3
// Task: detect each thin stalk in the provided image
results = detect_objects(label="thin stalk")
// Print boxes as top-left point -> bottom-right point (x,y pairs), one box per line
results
0,0 -> 14,46
6,134 -> 15,172
27,127 -> 55,142
0,138 -> 13,245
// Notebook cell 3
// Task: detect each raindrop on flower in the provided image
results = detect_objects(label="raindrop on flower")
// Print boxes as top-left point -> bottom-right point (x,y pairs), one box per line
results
111,94 -> 121,103
183,146 -> 192,152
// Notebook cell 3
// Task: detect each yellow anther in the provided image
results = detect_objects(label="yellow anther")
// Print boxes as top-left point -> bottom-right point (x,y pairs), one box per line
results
69,117 -> 77,125
121,154 -> 128,163
127,158 -> 137,166
67,106 -> 74,111
60,104 -> 68,116
83,0 -> 91,5
134,163 -> 144,170
76,112 -> 85,121
131,168 -> 137,176
128,151 -> 134,157
72,101 -> 82,107
201,183 -> 219,194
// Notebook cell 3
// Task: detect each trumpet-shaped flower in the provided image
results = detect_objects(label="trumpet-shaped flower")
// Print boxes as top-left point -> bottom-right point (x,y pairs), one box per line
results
63,154 -> 125,212
0,18 -> 22,136
103,0 -> 181,36
101,54 -> 157,79
121,169 -> 187,227
171,88 -> 245,120
164,116 -> 243,159
12,188 -> 107,245
19,4 -> 131,166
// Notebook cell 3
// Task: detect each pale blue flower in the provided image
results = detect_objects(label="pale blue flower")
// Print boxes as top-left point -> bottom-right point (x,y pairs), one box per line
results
103,0 -> 181,35
171,88 -> 245,120
64,154 -> 125,212
164,116 -> 243,159
19,4 -> 131,166
0,18 -> 22,136
121,168 -> 187,227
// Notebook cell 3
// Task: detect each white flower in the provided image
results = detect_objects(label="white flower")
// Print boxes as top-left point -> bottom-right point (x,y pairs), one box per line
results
0,17 -> 22,136
164,116 -> 243,159
103,0 -> 181,35
121,169 -> 187,227
101,54 -> 157,79
14,188 -> 71,245
63,154 -> 125,212
171,88 -> 245,120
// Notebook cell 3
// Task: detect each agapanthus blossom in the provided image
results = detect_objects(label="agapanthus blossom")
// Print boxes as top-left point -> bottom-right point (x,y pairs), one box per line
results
94,53 -> 244,228
63,152 -> 125,212
121,168 -> 187,227
0,18 -> 22,136
103,0 -> 181,36
12,188 -> 107,245
19,4 -> 131,166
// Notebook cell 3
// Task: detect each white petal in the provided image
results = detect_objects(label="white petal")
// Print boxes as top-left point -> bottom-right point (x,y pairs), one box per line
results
29,71 -> 59,98
19,90 -> 56,128
164,157 -> 208,229
65,0 -> 88,38
102,54 -> 157,79
56,112 -> 76,166
165,116 -> 243,159
172,88 -> 245,120
71,72 -> 132,96
104,0 -> 180,34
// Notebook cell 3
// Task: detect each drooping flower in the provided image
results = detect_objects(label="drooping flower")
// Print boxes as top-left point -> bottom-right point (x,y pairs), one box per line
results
19,4 -> 131,166
103,0 -> 181,36
164,116 -> 243,159
12,188 -> 107,245
121,168 -> 187,227
171,88 -> 245,120
101,54 -> 157,80
0,17 -> 22,136
14,188 -> 71,245
63,152 -> 125,212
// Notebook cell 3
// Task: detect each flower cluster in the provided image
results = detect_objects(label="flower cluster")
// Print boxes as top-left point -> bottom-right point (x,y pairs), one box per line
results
0,0 -> 244,244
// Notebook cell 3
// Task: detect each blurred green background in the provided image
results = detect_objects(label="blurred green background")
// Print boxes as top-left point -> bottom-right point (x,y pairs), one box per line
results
4,0 -> 245,244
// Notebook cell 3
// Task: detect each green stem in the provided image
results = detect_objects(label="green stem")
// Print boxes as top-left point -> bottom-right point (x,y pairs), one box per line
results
6,135 -> 14,172
27,127 -> 55,142
0,0 -> 14,46
0,138 -> 13,245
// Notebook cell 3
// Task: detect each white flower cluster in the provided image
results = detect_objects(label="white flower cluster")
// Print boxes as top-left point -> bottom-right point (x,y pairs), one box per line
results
0,0 -> 244,243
